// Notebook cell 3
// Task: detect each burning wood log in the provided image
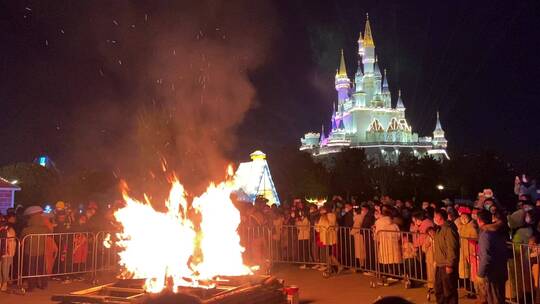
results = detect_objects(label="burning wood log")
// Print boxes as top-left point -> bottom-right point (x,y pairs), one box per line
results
51,275 -> 286,304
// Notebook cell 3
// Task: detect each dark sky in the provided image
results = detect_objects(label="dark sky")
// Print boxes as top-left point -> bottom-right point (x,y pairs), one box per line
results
1,0 -> 539,182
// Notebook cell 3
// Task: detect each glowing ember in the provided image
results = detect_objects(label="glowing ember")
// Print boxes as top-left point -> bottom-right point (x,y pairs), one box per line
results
112,173 -> 252,293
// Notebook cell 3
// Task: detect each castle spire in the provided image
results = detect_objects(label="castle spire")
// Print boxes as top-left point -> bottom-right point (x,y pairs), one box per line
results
373,55 -> 381,77
363,13 -> 375,47
336,49 -> 347,77
320,124 -> 326,142
396,89 -> 405,110
357,31 -> 364,58
382,69 -> 389,90
435,111 -> 442,130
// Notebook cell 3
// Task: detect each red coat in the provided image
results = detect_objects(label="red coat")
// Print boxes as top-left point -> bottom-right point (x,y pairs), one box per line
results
72,234 -> 88,264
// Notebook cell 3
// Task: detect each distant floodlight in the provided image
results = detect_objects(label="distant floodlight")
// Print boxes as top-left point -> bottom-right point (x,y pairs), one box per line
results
44,205 -> 52,214
11,180 -> 18,185
436,184 -> 444,191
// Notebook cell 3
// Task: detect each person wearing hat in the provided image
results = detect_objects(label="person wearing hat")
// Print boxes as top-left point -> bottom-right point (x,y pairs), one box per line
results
455,206 -> 478,298
21,206 -> 51,291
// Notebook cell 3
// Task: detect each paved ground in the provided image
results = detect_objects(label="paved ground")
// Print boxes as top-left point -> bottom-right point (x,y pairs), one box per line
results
271,264 -> 475,304
0,266 -> 476,304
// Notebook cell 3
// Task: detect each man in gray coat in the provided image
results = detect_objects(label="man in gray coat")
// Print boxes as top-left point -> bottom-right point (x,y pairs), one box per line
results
433,209 -> 460,304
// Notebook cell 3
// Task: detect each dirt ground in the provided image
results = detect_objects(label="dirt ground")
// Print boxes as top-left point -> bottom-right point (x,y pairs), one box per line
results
0,265 -> 476,304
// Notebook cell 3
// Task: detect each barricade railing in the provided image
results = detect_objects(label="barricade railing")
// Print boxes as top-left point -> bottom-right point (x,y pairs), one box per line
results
13,231 -> 118,289
373,230 -> 428,285
18,232 -> 96,288
455,237 -> 540,304
268,225 -> 326,266
505,241 -> 539,304
0,237 -> 19,284
7,225 -> 540,303
255,224 -> 540,303
336,227 -> 378,273
94,231 -> 119,275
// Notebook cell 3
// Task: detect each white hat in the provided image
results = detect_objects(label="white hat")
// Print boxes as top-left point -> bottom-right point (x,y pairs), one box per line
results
23,206 -> 43,216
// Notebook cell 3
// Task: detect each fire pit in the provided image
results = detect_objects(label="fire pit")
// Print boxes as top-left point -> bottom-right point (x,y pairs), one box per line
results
54,168 -> 290,303
51,275 -> 286,304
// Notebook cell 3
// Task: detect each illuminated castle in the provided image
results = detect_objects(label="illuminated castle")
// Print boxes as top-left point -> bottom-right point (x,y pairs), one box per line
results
300,15 -> 448,162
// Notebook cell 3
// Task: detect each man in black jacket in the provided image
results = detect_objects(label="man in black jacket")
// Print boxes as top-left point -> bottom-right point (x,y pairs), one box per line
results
339,202 -> 355,267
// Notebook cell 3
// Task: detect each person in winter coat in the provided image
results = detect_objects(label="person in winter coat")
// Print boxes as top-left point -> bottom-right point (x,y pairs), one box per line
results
21,206 -> 52,291
455,206 -> 479,296
296,213 -> 310,269
339,202 -> 355,267
350,207 -> 367,269
271,209 -> 283,261
373,208 -> 402,279
433,209 -> 460,304
359,203 -> 376,272
507,207 -> 534,299
0,214 -> 16,291
422,227 -> 436,296
477,210 -> 508,304
72,216 -> 89,278
315,206 -> 341,272
307,205 -> 320,266
409,210 -> 434,285
410,210 -> 434,249
514,175 -> 538,202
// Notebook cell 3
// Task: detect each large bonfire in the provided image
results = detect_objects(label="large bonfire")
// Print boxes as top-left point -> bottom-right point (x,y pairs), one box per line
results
111,167 -> 253,293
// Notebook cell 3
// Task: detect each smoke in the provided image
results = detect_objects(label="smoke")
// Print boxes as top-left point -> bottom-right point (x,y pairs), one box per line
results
54,1 -> 277,194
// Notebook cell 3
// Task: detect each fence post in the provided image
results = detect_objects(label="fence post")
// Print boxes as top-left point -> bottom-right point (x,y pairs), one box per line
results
17,236 -> 23,289
92,232 -> 98,284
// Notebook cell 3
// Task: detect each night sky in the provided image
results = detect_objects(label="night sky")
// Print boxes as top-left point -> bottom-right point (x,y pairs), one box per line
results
1,0 -> 539,185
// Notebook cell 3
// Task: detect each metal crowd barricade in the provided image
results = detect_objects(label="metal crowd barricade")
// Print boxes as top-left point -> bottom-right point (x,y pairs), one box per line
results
17,232 -> 96,287
372,230 -> 428,285
239,225 -> 272,273
267,225 -> 329,268
505,241 -> 539,304
9,225 -> 540,303
337,227 -> 378,273
93,231 -> 120,278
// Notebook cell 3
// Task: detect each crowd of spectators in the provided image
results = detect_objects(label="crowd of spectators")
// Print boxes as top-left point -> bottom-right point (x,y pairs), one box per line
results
0,200 -> 121,292
0,175 -> 538,303
239,176 -> 540,304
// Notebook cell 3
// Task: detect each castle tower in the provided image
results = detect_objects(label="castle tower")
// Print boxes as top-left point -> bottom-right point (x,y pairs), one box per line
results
358,31 -> 364,58
355,33 -> 364,93
432,112 -> 448,148
335,49 -> 350,102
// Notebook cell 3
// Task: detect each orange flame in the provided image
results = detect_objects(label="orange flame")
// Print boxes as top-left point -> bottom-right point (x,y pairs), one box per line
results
112,171 -> 252,293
